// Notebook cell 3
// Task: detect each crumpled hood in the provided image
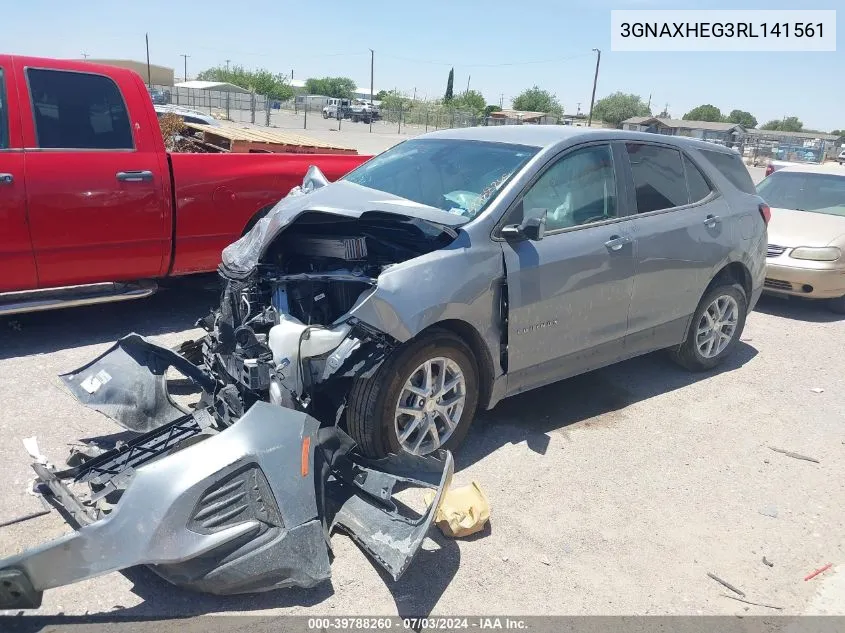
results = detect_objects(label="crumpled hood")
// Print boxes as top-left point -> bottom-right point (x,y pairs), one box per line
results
768,207 -> 845,248
222,179 -> 465,275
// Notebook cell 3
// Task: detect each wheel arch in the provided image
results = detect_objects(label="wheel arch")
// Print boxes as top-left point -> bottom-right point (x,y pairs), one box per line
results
241,203 -> 277,236
707,260 -> 752,300
416,319 -> 495,411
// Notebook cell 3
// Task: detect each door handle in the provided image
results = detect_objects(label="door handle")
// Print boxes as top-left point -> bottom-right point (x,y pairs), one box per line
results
604,234 -> 632,252
116,170 -> 153,183
0,173 -> 13,185
703,214 -> 721,227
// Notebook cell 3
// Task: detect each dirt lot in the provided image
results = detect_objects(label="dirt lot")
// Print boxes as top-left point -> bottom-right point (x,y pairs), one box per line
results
0,152 -> 839,618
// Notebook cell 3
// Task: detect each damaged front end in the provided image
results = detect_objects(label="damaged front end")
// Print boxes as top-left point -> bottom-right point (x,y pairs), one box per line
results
0,334 -> 452,610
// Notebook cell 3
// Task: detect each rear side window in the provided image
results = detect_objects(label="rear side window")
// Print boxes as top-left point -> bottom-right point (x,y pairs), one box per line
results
684,155 -> 713,203
700,149 -> 756,194
27,68 -> 133,150
626,144 -> 688,213
0,69 -> 8,149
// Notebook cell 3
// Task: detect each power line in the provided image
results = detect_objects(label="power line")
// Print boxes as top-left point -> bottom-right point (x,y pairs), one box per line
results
377,51 -> 592,68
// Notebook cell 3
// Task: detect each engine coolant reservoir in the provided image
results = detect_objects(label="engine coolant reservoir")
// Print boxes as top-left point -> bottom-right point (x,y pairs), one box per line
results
268,315 -> 352,381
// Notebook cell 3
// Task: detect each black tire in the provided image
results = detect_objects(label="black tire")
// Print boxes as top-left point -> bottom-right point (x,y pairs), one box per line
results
346,329 -> 479,458
670,282 -> 748,371
828,295 -> 845,314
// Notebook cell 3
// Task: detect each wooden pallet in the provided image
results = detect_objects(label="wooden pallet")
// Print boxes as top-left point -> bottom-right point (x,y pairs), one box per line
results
183,123 -> 358,154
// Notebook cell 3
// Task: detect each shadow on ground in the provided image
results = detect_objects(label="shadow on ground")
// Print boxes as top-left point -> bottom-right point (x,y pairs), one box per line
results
0,284 -> 219,361
458,341 -> 759,470
753,294 -> 845,323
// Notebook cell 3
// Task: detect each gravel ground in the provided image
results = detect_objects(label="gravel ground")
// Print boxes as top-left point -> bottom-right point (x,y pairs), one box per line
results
2,156 -> 839,619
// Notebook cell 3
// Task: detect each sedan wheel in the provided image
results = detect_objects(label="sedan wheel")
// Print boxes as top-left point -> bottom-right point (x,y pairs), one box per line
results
394,357 -> 466,455
695,295 -> 739,358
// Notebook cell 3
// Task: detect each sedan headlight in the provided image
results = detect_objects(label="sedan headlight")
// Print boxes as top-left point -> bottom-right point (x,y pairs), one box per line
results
789,246 -> 842,261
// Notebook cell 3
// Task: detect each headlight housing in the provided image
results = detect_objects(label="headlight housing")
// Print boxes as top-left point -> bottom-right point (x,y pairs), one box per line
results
789,246 -> 842,262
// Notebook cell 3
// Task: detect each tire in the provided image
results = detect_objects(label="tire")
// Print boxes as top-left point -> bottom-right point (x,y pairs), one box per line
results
828,295 -> 845,314
346,329 -> 479,458
670,282 -> 748,371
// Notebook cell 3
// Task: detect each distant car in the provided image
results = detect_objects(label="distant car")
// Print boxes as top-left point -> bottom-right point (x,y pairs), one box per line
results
756,163 -> 845,312
148,87 -> 170,105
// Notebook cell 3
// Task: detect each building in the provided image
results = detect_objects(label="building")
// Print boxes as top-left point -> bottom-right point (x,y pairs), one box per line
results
744,128 -> 844,161
488,109 -> 557,125
622,117 -> 746,146
81,59 -> 174,85
174,81 -> 251,94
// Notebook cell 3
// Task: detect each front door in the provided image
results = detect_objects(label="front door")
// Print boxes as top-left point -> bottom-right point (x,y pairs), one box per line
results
0,59 -> 38,292
502,142 -> 637,395
18,65 -> 170,288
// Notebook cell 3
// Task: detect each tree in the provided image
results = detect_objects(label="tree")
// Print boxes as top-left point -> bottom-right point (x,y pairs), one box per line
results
591,92 -> 650,127
484,104 -> 502,117
379,89 -> 413,113
374,90 -> 389,101
831,129 -> 843,137
304,77 -> 357,99
682,104 -> 723,122
512,86 -> 563,116
761,117 -> 804,132
196,65 -> 293,101
727,109 -> 757,128
657,108 -> 671,118
450,89 -> 486,113
444,68 -> 454,102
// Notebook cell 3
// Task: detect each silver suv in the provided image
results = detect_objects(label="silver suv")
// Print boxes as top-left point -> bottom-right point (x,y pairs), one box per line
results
209,126 -> 769,457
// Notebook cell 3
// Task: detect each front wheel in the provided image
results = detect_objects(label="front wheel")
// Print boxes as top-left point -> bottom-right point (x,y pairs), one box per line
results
670,283 -> 748,371
346,330 -> 479,458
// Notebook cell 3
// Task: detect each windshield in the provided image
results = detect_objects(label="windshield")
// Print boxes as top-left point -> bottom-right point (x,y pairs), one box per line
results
757,171 -> 845,217
342,138 -> 538,221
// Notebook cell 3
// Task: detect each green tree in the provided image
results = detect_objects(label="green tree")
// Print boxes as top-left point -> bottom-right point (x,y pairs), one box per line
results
196,65 -> 294,101
304,77 -> 357,99
444,68 -> 454,102
512,86 -> 563,116
379,89 -> 413,113
484,104 -> 502,117
761,117 -> 804,132
374,90 -> 389,101
682,104 -> 724,122
450,89 -> 486,113
727,109 -> 757,128
591,91 -> 650,127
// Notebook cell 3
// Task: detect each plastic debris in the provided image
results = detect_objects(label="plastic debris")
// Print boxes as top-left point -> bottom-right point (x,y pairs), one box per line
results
804,563 -> 832,581
759,505 -> 778,518
721,594 -> 782,610
424,481 -> 490,538
810,388 -> 825,394
762,556 -> 774,567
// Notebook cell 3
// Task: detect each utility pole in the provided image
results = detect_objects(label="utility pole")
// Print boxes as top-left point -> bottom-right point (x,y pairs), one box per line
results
369,48 -> 374,133
413,87 -> 416,101
145,35 -> 151,87
180,54 -> 190,82
577,102 -> 581,115
587,48 -> 601,128
647,93 -> 652,111
81,52 -> 89,60
500,93 -> 504,108
465,75 -> 471,95
225,59 -> 230,73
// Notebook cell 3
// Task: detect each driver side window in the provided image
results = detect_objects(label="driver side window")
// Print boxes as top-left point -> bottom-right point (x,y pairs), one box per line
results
522,144 -> 617,231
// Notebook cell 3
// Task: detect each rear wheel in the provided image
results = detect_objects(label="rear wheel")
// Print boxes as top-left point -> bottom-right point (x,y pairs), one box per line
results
346,330 -> 479,458
670,283 -> 747,371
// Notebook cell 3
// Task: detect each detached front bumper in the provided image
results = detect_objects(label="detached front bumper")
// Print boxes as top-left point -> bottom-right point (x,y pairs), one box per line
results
0,336 -> 453,610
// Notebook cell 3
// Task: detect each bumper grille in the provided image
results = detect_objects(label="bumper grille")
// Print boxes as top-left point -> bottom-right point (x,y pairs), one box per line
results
188,465 -> 282,534
767,244 -> 786,257
764,278 -> 793,291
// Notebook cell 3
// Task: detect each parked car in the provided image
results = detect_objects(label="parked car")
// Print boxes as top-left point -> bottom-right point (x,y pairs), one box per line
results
838,149 -> 845,165
154,104 -> 220,127
148,86 -> 170,105
175,126 -> 768,460
756,163 -> 845,312
0,55 -> 369,316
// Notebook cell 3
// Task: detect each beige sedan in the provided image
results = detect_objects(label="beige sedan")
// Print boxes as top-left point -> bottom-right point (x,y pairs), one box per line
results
757,163 -> 845,313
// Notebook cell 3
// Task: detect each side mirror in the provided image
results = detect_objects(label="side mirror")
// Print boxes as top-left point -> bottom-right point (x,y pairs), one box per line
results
502,208 -> 547,242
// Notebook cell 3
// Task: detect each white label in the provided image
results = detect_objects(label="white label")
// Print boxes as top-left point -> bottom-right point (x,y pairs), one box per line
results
80,375 -> 102,394
611,10 -> 836,52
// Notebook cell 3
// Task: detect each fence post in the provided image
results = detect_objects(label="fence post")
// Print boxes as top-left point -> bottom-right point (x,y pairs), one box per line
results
398,104 -> 402,134
304,103 -> 308,129
425,109 -> 428,132
250,91 -> 256,124
265,97 -> 271,126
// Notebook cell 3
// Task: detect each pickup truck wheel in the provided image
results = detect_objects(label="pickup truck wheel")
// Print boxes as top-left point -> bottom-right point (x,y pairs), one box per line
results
346,330 -> 479,458
670,283 -> 747,371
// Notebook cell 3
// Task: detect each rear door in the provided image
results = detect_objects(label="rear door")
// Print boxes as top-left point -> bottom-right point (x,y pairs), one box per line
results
0,57 -> 38,292
623,142 -> 732,352
17,64 -> 170,288
502,142 -> 637,394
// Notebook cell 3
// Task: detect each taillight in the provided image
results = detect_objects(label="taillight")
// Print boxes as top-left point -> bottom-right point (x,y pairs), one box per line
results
759,203 -> 771,225
765,164 -> 774,177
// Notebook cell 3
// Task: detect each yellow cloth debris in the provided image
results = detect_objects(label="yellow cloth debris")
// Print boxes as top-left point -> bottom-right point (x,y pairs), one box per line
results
423,481 -> 490,538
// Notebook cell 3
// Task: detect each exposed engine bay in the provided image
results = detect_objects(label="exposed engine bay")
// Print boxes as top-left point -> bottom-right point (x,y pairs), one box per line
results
203,207 -> 456,433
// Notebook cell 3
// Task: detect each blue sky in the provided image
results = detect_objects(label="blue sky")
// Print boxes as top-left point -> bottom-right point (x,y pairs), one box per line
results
4,0 -> 842,130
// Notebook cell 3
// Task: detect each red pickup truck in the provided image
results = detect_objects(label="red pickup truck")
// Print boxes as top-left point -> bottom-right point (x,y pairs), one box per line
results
0,55 -> 370,315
